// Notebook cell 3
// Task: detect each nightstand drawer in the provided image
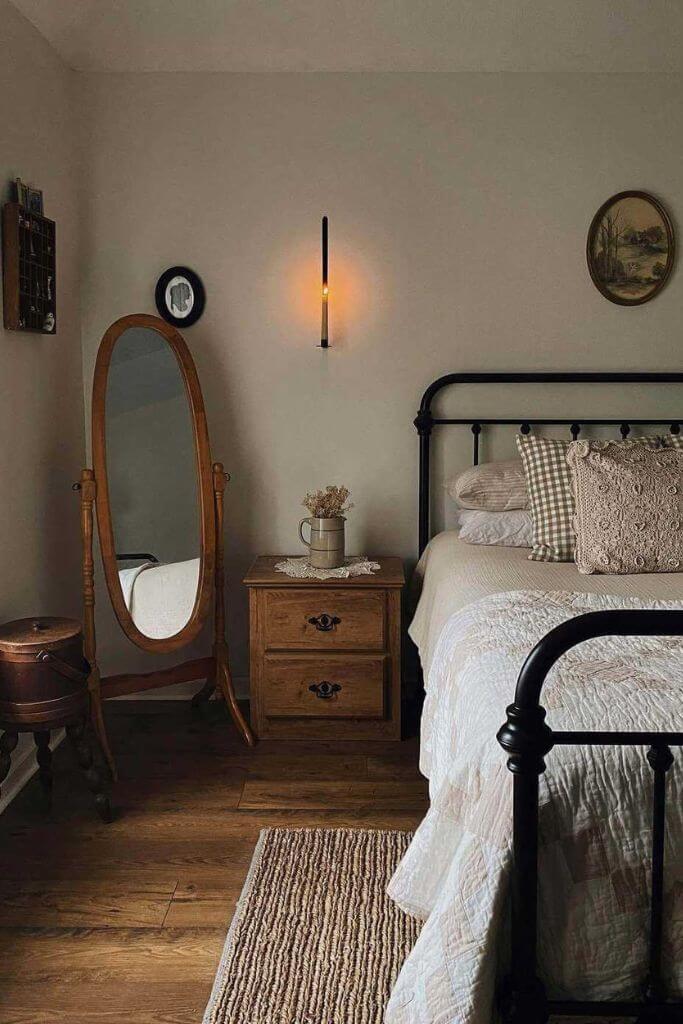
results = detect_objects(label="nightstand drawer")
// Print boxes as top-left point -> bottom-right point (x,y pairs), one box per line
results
262,654 -> 385,719
263,589 -> 385,650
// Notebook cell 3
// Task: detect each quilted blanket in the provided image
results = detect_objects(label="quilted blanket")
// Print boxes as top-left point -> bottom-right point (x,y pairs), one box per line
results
386,590 -> 683,1024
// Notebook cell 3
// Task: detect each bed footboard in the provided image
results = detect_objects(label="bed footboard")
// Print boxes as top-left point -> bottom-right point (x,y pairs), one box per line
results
497,609 -> 683,1024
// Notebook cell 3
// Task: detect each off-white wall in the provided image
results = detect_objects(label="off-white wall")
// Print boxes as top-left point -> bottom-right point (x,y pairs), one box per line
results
0,0 -> 84,801
79,72 -> 683,685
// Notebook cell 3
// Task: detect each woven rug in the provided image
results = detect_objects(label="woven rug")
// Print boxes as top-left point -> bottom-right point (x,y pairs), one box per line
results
203,827 -> 418,1024
203,827 -> 633,1024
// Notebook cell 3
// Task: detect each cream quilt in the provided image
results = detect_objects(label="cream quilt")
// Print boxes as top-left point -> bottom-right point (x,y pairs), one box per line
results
387,590 -> 683,1024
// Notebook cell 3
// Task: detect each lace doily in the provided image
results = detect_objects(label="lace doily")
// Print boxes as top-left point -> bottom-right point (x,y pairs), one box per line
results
274,556 -> 381,580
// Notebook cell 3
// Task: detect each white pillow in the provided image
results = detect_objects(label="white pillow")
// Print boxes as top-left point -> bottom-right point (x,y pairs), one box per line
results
447,459 -> 528,511
456,509 -> 533,548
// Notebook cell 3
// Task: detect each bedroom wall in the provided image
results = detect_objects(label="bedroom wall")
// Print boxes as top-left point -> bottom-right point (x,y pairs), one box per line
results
0,0 -> 84,804
79,72 -> 683,687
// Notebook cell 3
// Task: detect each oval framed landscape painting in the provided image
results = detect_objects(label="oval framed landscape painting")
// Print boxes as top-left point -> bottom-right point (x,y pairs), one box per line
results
587,191 -> 675,306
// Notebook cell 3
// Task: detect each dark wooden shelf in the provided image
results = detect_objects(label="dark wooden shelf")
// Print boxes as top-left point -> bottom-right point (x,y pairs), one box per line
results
2,202 -> 56,334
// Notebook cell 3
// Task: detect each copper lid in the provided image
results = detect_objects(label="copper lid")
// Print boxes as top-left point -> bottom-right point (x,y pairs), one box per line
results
0,617 -> 82,654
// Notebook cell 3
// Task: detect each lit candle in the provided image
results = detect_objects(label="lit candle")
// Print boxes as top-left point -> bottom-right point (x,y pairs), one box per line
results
321,215 -> 329,348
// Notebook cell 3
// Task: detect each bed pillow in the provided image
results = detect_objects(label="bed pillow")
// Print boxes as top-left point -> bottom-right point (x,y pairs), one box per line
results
456,509 -> 533,548
516,433 -> 663,563
447,459 -> 528,511
567,440 -> 683,574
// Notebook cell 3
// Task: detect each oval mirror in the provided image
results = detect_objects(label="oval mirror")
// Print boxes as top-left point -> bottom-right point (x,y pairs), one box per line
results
92,314 -> 215,651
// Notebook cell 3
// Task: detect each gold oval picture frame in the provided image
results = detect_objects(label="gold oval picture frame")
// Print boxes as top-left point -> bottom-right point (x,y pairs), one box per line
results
587,191 -> 675,306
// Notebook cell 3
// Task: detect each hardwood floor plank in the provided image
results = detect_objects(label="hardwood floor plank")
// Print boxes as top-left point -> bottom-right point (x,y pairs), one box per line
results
112,776 -> 245,812
0,1009 -> 208,1024
113,750 -> 368,781
0,926 -> 225,982
238,779 -> 428,811
0,880 -> 174,928
163,882 -> 239,928
0,981 -> 212,1021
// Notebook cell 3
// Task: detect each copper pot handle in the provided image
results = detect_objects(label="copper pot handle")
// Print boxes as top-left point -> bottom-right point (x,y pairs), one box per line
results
36,650 -> 90,685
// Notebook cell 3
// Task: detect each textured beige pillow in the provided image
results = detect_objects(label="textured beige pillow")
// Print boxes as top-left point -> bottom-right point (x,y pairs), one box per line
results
447,460 -> 528,511
518,433 -> 663,563
567,440 -> 683,574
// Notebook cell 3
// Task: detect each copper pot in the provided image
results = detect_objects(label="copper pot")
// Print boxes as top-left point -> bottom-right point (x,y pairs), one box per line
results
0,617 -> 89,730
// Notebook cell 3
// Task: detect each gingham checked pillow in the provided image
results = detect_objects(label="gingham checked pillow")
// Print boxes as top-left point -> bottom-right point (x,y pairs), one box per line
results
664,432 -> 683,449
516,433 -> 663,562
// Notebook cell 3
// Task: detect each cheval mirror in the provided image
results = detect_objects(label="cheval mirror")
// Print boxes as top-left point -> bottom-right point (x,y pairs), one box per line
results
75,313 -> 254,777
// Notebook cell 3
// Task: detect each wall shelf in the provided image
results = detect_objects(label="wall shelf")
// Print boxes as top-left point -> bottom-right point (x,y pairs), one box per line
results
2,202 -> 56,334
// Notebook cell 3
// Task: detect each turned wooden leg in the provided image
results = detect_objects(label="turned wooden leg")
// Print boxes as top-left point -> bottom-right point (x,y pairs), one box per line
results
33,731 -> 53,808
0,730 -> 18,800
191,663 -> 216,708
89,672 -> 117,781
66,718 -> 113,823
215,644 -> 255,746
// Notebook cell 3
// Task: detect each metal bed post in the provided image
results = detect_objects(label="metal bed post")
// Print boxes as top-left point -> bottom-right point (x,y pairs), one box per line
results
497,609 -> 683,1023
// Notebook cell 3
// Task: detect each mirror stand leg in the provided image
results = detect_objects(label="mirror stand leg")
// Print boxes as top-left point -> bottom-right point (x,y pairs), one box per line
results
212,462 -> 254,744
191,664 -> 216,708
76,468 -> 117,782
215,642 -> 255,746
89,667 -> 116,778
66,717 -> 113,823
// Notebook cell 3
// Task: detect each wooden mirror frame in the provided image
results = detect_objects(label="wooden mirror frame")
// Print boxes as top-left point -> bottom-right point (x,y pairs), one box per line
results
92,313 -> 216,653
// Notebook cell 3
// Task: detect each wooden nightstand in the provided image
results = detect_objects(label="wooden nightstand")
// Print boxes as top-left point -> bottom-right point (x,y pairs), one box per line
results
243,556 -> 405,740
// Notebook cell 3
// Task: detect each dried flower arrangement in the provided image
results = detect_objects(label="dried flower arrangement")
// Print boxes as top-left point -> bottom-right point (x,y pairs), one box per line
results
302,485 -> 353,519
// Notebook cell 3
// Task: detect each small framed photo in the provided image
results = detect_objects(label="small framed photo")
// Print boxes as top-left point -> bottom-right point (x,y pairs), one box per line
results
27,185 -> 44,215
155,266 -> 205,327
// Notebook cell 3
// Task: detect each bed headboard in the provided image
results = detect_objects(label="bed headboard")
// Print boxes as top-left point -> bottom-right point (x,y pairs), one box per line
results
414,372 -> 683,556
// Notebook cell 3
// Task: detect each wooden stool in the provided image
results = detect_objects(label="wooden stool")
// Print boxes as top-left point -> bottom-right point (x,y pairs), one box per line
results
0,617 -> 112,822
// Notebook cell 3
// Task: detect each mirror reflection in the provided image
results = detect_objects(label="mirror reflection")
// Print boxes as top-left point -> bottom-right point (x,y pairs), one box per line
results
106,326 -> 199,638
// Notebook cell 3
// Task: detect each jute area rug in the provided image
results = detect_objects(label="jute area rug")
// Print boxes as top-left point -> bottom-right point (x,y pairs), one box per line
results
203,827 -> 417,1024
203,827 -> 632,1024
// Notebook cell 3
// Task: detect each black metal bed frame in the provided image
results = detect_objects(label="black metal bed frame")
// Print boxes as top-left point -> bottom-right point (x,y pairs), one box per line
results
413,372 -> 683,1023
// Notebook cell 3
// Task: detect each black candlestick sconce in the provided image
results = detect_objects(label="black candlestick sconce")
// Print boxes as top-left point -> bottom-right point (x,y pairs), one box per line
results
320,215 -> 329,348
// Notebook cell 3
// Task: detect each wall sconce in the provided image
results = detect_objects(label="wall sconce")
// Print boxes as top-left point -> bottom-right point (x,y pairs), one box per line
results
320,215 -> 329,348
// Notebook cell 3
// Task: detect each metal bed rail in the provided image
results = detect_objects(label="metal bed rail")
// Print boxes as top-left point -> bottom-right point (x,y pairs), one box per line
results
414,371 -> 683,555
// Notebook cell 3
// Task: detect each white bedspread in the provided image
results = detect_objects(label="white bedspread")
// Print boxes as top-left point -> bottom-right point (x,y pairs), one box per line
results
409,531 -> 683,678
388,588 -> 683,1024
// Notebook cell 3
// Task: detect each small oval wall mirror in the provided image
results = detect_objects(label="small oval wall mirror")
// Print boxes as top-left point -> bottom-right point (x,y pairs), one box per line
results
92,314 -> 215,651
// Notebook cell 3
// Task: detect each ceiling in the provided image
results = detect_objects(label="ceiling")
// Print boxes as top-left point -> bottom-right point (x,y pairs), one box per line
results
11,0 -> 683,72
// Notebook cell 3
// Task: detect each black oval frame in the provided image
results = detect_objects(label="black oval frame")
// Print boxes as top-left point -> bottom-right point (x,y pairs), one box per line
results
155,266 -> 206,326
586,190 -> 675,307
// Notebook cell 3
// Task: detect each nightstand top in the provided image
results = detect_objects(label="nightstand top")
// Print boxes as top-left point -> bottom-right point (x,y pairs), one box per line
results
243,555 -> 405,588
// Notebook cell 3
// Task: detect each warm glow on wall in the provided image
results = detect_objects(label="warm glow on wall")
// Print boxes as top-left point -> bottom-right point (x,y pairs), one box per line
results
283,221 -> 371,350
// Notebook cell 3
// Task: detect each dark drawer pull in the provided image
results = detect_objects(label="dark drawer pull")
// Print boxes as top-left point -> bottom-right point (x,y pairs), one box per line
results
308,681 -> 342,699
308,613 -> 341,632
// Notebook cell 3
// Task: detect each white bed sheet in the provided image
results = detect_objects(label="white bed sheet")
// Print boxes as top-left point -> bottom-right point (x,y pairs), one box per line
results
409,530 -> 683,675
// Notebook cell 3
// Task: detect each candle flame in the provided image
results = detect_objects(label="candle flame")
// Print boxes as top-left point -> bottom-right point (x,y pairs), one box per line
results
322,285 -> 329,297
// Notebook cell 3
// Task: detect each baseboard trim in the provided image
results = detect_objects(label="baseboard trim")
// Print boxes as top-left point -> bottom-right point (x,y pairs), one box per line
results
0,729 -> 65,816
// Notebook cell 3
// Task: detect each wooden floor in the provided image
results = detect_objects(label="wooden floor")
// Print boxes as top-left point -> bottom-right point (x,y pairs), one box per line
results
0,701 -> 428,1024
